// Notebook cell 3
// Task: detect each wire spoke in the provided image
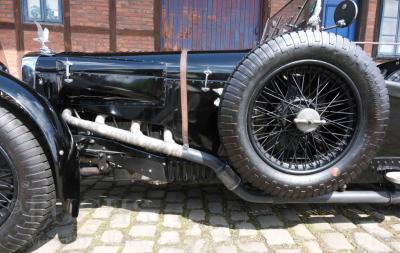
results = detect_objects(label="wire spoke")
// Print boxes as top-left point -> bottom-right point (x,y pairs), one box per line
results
249,63 -> 358,174
324,119 -> 353,130
319,92 -> 341,116
261,89 -> 303,110
254,106 -> 293,124
290,72 -> 307,101
0,152 -> 16,226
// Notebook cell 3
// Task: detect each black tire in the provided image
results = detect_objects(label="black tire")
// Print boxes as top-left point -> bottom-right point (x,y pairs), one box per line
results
0,105 -> 56,252
218,31 -> 389,199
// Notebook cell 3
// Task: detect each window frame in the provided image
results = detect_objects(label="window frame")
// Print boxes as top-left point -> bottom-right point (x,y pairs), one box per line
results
22,0 -> 64,24
376,0 -> 400,59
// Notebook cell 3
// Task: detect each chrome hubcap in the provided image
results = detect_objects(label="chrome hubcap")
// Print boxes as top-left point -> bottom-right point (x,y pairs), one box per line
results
294,108 -> 326,133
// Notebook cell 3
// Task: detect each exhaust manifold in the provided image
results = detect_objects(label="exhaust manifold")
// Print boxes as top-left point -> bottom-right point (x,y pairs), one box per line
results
61,109 -> 400,204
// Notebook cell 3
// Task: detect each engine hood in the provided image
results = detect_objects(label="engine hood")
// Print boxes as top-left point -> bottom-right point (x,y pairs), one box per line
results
33,50 -> 248,79
22,50 -> 248,107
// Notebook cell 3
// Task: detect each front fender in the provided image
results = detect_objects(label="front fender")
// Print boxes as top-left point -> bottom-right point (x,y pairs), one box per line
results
0,71 -> 79,217
0,62 -> 8,73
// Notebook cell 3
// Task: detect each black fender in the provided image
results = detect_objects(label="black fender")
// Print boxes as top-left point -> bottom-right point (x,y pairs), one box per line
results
378,59 -> 400,78
0,71 -> 80,217
0,62 -> 8,73
377,60 -> 400,98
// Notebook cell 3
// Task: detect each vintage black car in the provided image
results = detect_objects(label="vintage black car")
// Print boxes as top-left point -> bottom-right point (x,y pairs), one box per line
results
0,0 -> 399,251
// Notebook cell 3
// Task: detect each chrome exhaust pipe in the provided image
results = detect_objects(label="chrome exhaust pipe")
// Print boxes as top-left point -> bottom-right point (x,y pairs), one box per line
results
62,108 -> 399,204
80,167 -> 100,176
62,109 -> 185,157
62,108 -> 241,190
232,187 -> 400,204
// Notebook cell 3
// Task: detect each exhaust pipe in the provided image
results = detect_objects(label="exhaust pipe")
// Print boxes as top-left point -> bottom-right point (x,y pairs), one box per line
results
62,109 -> 241,189
80,167 -> 100,176
232,187 -> 400,204
62,109 -> 400,204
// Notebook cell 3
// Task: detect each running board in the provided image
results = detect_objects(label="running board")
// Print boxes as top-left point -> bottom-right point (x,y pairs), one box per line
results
232,188 -> 400,204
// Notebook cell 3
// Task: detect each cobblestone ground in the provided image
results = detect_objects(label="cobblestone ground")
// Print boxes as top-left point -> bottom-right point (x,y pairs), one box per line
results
28,176 -> 400,253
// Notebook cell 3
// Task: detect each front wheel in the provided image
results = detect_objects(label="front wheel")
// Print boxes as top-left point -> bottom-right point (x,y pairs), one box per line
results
0,104 -> 56,252
219,31 -> 389,199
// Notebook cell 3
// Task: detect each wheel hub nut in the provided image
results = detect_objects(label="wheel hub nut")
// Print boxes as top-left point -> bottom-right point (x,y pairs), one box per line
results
294,108 -> 326,133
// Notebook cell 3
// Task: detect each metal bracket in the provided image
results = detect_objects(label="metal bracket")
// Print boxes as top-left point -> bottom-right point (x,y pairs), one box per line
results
202,68 -> 212,92
62,59 -> 74,83
370,157 -> 400,171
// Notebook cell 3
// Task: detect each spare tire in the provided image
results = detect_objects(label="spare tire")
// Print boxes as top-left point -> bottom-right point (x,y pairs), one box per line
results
218,31 -> 389,199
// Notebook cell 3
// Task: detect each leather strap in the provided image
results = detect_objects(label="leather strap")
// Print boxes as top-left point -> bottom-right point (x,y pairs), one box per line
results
180,49 -> 189,147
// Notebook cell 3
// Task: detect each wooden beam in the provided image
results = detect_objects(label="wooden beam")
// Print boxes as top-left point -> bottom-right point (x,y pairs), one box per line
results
12,22 -> 153,36
153,0 -> 162,51
116,29 -> 154,37
0,41 -> 8,67
259,0 -> 270,41
0,22 -> 15,29
109,0 -> 117,52
262,0 -> 270,27
64,0 -> 72,51
13,0 -> 24,78
372,0 -> 382,58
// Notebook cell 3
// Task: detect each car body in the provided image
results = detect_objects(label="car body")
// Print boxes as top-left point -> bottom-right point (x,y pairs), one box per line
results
20,49 -> 400,186
0,0 -> 399,251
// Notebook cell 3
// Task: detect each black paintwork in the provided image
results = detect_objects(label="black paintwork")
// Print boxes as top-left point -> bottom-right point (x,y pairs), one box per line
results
0,70 -> 80,217
379,59 -> 400,78
10,50 -> 399,207
32,50 -> 248,155
0,62 -> 8,73
24,50 -> 400,160
377,61 -> 400,157
76,135 -> 169,181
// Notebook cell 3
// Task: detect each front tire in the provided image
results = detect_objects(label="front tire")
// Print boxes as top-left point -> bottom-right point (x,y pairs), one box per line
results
0,105 -> 56,252
219,31 -> 389,199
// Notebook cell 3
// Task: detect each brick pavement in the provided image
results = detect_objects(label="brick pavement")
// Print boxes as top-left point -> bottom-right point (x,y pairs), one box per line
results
28,176 -> 400,253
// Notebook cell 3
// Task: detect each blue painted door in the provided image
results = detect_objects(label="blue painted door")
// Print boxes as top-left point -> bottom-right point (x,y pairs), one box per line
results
322,0 -> 359,40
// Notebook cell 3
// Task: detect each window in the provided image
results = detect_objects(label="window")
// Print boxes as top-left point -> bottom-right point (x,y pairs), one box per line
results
378,0 -> 400,57
23,0 -> 63,24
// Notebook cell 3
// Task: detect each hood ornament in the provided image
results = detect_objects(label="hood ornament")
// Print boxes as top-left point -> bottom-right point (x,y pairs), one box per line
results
34,22 -> 53,55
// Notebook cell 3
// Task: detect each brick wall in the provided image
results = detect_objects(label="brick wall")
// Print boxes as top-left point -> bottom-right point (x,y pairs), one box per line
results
270,0 -> 287,16
0,0 -> 17,75
117,35 -> 154,52
70,0 -> 110,52
363,0 -> 379,56
0,0 -> 13,23
71,0 -> 110,28
116,0 -> 155,51
72,32 -> 109,52
117,0 -> 153,30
